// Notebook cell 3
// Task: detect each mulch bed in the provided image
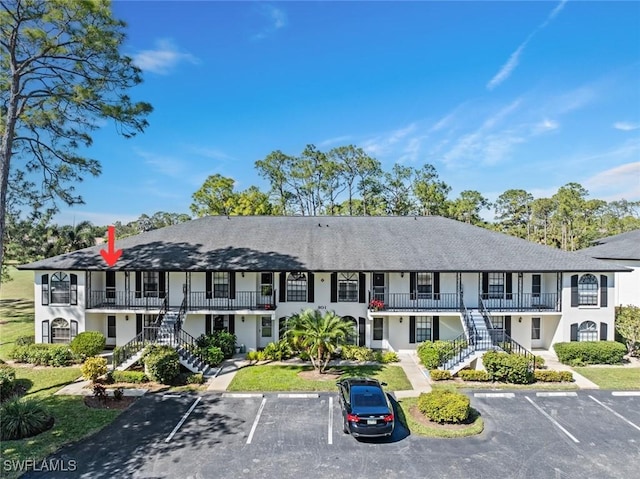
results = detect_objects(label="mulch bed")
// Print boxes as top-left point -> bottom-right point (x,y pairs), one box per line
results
84,396 -> 137,410
408,405 -> 478,430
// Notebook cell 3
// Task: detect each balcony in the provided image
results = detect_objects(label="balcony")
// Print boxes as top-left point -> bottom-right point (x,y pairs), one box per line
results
87,291 -> 166,310
479,293 -> 560,312
188,291 -> 276,312
369,292 -> 461,312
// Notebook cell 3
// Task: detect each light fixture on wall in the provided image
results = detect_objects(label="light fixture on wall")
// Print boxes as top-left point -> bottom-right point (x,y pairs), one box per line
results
400,272 -> 404,278
125,315 -> 129,321
518,317 -> 522,323
242,272 -> 245,277
241,316 -> 245,322
399,317 -> 403,323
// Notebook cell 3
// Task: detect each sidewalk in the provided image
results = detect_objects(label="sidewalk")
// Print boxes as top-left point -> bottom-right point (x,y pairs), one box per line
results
55,377 -> 148,396
535,349 -> 600,389
394,352 -> 432,398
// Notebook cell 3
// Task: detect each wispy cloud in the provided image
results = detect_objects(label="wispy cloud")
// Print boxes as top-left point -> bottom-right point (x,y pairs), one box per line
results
613,121 -> 640,131
487,0 -> 568,90
583,159 -> 640,201
318,135 -> 353,148
132,39 -> 200,74
136,149 -> 187,178
252,4 -> 288,40
361,123 -> 417,157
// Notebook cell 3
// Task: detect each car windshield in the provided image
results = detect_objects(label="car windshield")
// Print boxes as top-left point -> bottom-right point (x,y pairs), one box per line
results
351,386 -> 385,408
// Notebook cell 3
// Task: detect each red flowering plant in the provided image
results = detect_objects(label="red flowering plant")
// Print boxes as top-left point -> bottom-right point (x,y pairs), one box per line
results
369,299 -> 385,311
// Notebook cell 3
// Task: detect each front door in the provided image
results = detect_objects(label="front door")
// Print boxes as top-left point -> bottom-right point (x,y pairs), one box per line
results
531,317 -> 543,348
373,273 -> 385,302
106,315 -> 116,346
371,316 -> 384,349
106,271 -> 116,303
259,273 -> 274,307
259,316 -> 273,348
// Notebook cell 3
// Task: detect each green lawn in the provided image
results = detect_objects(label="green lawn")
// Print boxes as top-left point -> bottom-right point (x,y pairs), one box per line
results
0,267 -> 35,360
573,367 -> 640,390
228,364 -> 412,392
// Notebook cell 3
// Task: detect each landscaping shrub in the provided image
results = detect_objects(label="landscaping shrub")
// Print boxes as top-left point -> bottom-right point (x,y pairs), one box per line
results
417,390 -> 470,424
144,347 -> 180,384
429,370 -> 452,381
93,383 -> 107,400
81,356 -> 108,382
534,355 -> 546,369
553,341 -> 626,365
534,370 -> 574,382
49,345 -> 74,367
0,397 -> 54,440
417,347 -> 440,369
246,350 -> 259,362
196,331 -> 237,359
0,364 -> 16,400
417,340 -> 462,369
9,344 -> 73,367
15,335 -> 35,346
112,370 -> 149,384
113,387 -> 124,401
70,331 -> 106,360
457,369 -> 491,382
187,373 -> 204,384
341,345 -> 376,362
381,351 -> 400,363
206,346 -> 224,366
482,351 -> 533,384
262,340 -> 293,361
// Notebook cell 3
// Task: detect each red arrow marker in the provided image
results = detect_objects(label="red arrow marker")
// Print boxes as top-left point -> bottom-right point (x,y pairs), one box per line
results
100,225 -> 123,267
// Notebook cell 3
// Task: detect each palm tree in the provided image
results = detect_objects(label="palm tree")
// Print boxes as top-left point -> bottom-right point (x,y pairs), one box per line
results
287,309 -> 353,373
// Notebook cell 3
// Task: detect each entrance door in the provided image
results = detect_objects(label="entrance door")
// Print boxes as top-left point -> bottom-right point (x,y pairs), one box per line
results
259,316 -> 273,348
371,317 -> 384,349
373,273 -> 385,302
531,317 -> 543,348
106,315 -> 116,346
106,271 -> 116,304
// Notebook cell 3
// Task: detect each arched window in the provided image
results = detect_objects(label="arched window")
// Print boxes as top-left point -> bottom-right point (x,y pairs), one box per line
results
51,318 -> 70,343
51,273 -> 70,304
578,274 -> 598,306
578,321 -> 597,342
287,272 -> 307,302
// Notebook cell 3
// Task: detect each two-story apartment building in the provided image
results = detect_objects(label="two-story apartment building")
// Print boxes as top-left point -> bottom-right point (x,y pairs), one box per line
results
20,216 -> 627,356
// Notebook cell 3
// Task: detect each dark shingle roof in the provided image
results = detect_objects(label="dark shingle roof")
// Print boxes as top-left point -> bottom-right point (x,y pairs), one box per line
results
19,216 -> 627,272
581,229 -> 640,261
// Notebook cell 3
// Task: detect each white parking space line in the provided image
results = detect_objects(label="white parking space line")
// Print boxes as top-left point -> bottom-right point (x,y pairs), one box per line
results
328,396 -> 333,445
474,393 -> 515,398
246,397 -> 267,445
165,396 -> 201,443
277,393 -> 319,399
612,391 -> 640,397
589,395 -> 640,432
222,393 -> 264,398
524,396 -> 579,444
536,392 -> 578,397
162,394 -> 182,399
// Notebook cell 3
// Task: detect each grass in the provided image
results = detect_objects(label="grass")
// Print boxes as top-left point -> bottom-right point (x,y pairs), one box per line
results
228,364 -> 412,392
573,367 -> 640,390
0,267 -> 35,360
396,396 -> 484,438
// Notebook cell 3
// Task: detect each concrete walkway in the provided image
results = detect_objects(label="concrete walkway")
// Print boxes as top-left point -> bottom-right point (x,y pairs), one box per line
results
55,377 -> 148,396
535,349 -> 600,389
394,352 -> 432,398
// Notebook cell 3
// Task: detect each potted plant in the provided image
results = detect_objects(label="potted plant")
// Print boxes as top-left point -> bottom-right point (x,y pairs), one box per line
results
369,299 -> 385,311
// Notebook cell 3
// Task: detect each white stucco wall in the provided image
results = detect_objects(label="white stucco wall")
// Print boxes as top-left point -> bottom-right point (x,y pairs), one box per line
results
614,260 -> 640,307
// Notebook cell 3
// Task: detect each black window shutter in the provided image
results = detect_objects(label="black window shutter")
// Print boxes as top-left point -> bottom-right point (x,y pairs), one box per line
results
433,272 -> 440,300
42,274 -> 49,305
205,314 -> 212,335
70,320 -> 78,340
70,274 -> 78,305
600,322 -> 608,341
358,317 -> 366,347
570,275 -> 579,307
600,275 -> 608,307
206,272 -> 212,299
505,316 -> 511,336
135,272 -> 142,299
330,272 -> 338,303
228,315 -> 235,335
410,272 -> 417,300
229,272 -> 236,299
570,322 -> 578,341
409,316 -> 416,344
307,273 -> 315,303
505,273 -> 513,300
42,320 -> 50,343
279,273 -> 287,302
433,316 -> 440,340
136,314 -> 143,335
359,273 -> 366,303
159,272 -> 166,299
482,273 -> 489,297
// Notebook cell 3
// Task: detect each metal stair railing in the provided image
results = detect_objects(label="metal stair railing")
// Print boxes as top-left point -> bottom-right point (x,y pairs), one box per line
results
112,327 -> 160,370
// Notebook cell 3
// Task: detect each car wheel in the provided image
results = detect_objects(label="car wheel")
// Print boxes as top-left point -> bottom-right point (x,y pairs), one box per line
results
343,418 -> 349,434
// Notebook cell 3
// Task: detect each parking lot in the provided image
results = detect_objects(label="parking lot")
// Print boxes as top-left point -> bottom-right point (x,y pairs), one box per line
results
25,390 -> 640,479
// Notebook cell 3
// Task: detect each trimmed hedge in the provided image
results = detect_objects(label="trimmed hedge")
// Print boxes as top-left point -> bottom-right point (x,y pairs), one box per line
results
341,345 -> 376,362
417,390 -> 470,424
144,346 -> 180,384
429,370 -> 452,381
417,340 -> 466,369
81,357 -> 108,382
380,351 -> 400,363
196,331 -> 236,359
482,351 -> 533,384
534,370 -> 574,382
553,341 -> 626,366
0,364 -> 16,400
70,332 -> 106,360
10,344 -> 74,367
187,373 -> 204,384
112,370 -> 149,384
457,369 -> 491,382
206,346 -> 224,366
15,335 -> 35,346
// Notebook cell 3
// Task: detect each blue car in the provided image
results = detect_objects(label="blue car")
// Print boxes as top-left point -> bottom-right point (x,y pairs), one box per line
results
337,377 -> 395,438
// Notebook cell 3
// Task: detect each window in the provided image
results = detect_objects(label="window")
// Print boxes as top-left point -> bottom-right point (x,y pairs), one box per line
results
417,273 -> 432,299
578,274 -> 598,306
51,318 -> 70,343
143,272 -> 158,297
287,272 -> 307,302
107,316 -> 116,338
416,317 -> 432,342
373,317 -> 383,341
214,272 -> 229,298
578,321 -> 597,341
488,273 -> 505,299
532,274 -> 541,298
260,273 -> 273,297
490,316 -> 505,331
51,272 -> 70,304
531,317 -> 541,341
338,273 -> 358,302
261,316 -> 272,338
213,315 -> 228,332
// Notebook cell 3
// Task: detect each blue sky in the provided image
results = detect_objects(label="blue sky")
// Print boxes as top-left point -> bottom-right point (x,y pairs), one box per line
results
55,0 -> 640,225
